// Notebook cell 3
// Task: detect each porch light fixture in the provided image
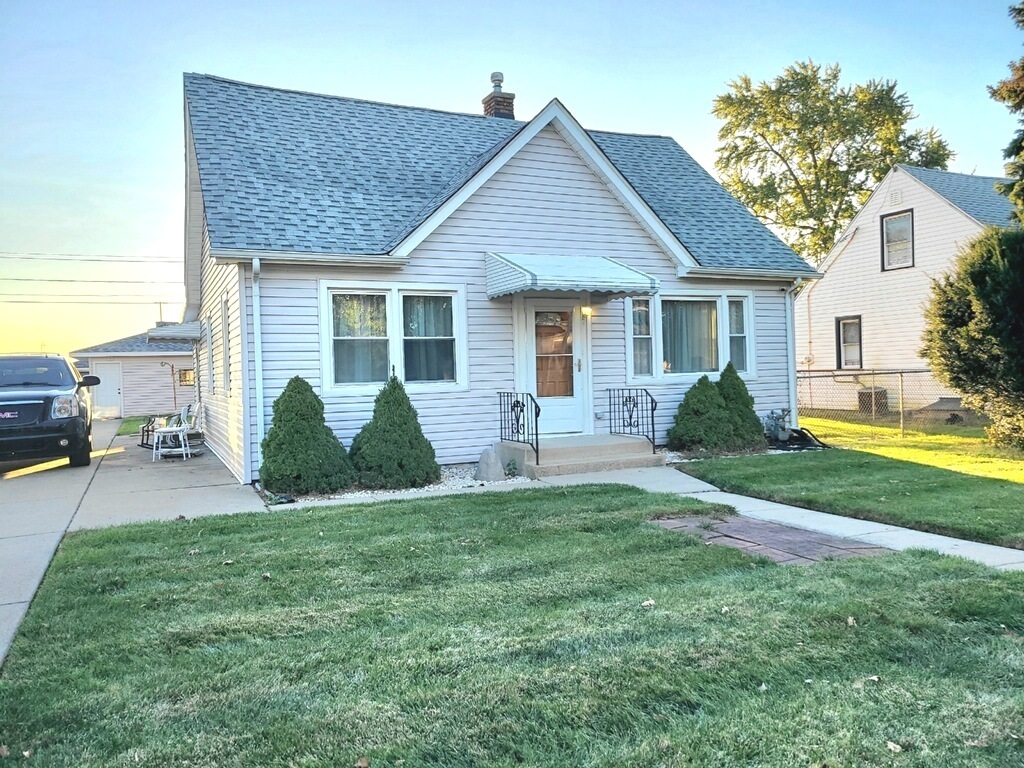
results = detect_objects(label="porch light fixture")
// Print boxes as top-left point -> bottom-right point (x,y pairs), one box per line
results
581,306 -> 593,317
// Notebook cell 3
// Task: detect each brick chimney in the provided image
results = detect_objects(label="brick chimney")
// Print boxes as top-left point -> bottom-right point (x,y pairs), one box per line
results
482,72 -> 515,119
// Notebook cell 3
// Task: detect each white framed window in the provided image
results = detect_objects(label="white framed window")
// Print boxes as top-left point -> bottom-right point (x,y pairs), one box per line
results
178,368 -> 195,387
626,291 -> 755,383
836,316 -> 862,369
728,298 -> 748,372
881,210 -> 914,270
205,316 -> 215,393
221,296 -> 231,392
631,298 -> 654,376
320,280 -> 467,394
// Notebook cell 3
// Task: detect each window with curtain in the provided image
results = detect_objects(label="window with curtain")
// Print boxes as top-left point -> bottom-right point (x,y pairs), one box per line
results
728,299 -> 747,372
332,293 -> 389,384
403,295 -> 455,382
662,300 -> 718,373
631,299 -> 653,376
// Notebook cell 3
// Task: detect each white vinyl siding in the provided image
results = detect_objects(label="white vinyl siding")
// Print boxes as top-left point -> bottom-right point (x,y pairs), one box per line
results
79,355 -> 194,417
794,166 -> 976,405
244,125 -> 796,477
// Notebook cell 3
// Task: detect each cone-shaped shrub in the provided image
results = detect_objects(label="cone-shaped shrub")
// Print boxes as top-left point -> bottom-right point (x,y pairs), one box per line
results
349,374 -> 441,489
716,362 -> 768,451
667,375 -> 735,451
259,376 -> 355,494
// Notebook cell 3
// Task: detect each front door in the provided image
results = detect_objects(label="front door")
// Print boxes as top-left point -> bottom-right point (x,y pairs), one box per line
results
526,300 -> 586,434
91,361 -> 122,418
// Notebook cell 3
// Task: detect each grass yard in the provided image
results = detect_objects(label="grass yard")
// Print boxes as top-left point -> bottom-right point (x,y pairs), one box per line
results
681,419 -> 1024,549
2,486 -> 1023,766
115,416 -> 158,437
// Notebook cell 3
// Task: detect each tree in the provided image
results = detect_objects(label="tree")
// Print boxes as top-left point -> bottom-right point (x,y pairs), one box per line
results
713,60 -> 953,264
921,227 -> 1024,448
259,376 -> 355,494
349,374 -> 441,489
990,4 -> 1024,221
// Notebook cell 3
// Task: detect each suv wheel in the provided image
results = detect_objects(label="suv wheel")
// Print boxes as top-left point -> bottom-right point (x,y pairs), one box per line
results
69,436 -> 92,467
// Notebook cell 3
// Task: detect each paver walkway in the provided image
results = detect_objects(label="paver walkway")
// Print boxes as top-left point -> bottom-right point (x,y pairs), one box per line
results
654,516 -> 892,565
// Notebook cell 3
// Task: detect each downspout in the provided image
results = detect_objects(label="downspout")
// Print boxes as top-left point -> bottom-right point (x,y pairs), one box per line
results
785,278 -> 804,427
252,258 -> 265,472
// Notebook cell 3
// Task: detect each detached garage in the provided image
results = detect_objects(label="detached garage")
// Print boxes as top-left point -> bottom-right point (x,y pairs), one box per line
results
71,331 -> 195,418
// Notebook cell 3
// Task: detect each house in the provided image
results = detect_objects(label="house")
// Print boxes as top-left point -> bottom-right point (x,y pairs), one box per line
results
71,331 -> 195,418
172,73 -> 817,483
794,164 -> 1015,415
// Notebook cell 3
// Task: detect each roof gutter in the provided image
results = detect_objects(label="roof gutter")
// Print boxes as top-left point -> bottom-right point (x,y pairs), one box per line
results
211,248 -> 409,268
682,265 -> 822,281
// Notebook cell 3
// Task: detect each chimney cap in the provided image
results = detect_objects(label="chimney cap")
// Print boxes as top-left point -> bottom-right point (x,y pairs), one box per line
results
490,72 -> 504,92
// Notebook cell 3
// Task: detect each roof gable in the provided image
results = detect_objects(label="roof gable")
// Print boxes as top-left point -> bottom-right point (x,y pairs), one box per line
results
897,164 -> 1015,227
183,74 -> 814,276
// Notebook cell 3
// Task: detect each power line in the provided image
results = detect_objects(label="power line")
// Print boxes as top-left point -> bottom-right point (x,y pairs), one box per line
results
0,277 -> 174,285
0,256 -> 181,264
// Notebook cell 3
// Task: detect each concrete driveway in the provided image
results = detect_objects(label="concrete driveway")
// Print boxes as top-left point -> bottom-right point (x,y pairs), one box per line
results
0,419 -> 264,664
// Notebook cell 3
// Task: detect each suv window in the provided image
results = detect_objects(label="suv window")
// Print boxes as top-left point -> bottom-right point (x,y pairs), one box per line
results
0,357 -> 75,388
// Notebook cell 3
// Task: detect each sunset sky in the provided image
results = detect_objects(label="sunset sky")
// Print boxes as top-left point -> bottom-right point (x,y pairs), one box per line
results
1,0 -> 1019,356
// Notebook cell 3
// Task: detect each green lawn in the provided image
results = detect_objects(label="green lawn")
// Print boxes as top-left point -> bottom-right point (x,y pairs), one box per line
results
2,486 -> 1023,766
680,420 -> 1024,549
115,415 -> 158,437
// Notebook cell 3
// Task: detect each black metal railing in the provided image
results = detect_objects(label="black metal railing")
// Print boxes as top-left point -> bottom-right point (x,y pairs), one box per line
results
498,391 -> 541,464
608,388 -> 658,453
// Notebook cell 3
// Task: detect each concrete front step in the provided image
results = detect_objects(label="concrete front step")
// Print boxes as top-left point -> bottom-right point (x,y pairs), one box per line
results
537,434 -> 655,463
527,452 -> 666,479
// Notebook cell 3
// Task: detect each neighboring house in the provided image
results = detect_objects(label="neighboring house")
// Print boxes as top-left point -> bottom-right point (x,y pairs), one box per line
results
71,331 -> 195,418
794,164 -> 1015,412
170,73 -> 817,483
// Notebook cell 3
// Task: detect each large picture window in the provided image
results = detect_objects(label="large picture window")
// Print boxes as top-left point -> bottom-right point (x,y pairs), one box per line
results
881,210 -> 914,270
323,283 -> 465,390
662,299 -> 719,374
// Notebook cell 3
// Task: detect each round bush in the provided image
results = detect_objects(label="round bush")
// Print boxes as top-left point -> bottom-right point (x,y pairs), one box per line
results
259,376 -> 355,494
716,362 -> 768,451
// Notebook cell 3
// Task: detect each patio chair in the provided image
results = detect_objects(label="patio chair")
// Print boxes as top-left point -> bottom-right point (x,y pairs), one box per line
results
152,405 -> 195,462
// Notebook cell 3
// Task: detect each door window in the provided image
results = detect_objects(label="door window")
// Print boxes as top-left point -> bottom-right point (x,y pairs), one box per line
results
535,311 -> 574,397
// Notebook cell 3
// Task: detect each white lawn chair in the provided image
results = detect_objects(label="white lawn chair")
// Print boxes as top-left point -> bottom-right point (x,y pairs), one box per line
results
152,404 -> 195,461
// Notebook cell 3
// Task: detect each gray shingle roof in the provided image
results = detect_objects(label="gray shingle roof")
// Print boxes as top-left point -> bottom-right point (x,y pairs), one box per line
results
184,74 -> 814,275
897,164 -> 1015,227
72,333 -> 192,356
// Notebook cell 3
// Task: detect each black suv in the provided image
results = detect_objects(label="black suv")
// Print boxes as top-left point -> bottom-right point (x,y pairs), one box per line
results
0,355 -> 100,467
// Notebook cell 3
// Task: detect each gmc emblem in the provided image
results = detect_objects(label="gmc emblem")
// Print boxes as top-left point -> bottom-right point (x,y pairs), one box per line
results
0,411 -> 18,419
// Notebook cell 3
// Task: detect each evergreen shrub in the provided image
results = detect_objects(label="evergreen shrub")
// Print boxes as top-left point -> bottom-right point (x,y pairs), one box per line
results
716,362 -> 768,451
350,374 -> 441,489
259,376 -> 355,494
666,375 -> 735,452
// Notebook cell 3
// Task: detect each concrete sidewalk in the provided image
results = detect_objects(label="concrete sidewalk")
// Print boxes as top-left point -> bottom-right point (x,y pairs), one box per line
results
542,467 -> 1024,571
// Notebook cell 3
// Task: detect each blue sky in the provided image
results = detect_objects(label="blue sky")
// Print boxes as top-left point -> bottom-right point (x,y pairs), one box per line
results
1,0 -> 1020,352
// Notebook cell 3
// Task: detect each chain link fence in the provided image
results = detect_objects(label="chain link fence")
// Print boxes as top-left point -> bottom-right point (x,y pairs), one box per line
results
796,369 -> 981,440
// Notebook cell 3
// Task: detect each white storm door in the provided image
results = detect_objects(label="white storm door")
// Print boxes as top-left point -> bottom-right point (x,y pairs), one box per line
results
526,301 -> 585,434
91,361 -> 123,418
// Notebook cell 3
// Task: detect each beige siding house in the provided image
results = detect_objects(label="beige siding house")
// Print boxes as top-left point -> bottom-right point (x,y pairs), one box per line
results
72,332 -> 195,418
794,164 -> 1014,411
172,74 -> 817,483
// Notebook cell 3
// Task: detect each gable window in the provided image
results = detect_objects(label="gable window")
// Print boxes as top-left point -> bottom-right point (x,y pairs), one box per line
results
728,299 -> 747,372
662,299 -> 718,374
836,316 -> 862,369
178,368 -> 195,387
323,282 -> 466,391
631,299 -> 653,376
881,210 -> 914,270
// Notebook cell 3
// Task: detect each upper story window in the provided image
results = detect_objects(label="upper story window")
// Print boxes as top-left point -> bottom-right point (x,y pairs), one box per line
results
881,210 -> 914,270
322,282 -> 466,392
836,316 -> 862,369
